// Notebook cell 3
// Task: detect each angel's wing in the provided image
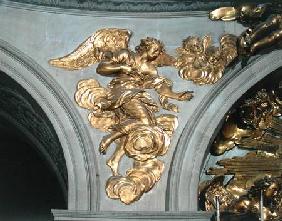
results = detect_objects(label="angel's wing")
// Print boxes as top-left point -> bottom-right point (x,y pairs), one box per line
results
49,28 -> 132,70
151,52 -> 176,67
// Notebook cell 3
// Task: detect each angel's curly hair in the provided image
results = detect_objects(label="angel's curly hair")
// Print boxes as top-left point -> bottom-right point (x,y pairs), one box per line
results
182,36 -> 203,50
135,37 -> 165,54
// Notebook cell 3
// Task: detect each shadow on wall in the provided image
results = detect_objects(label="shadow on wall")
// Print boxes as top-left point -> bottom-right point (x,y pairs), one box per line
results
0,119 -> 66,221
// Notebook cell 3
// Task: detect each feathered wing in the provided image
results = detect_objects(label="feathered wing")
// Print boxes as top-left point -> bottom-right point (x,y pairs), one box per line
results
151,52 -> 176,67
49,28 -> 132,70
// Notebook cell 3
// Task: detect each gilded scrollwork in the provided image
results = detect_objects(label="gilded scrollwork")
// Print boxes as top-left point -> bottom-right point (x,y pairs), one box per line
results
50,28 -> 189,204
175,34 -> 237,85
199,85 -> 282,220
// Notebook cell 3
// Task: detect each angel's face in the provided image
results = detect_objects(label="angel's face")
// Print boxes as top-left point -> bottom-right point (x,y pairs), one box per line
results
265,182 -> 279,198
206,48 -> 221,64
183,37 -> 204,54
146,44 -> 162,61
240,4 -> 267,20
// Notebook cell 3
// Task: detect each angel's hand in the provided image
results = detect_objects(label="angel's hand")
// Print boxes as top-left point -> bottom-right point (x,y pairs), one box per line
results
121,65 -> 133,73
209,7 -> 237,21
178,91 -> 194,101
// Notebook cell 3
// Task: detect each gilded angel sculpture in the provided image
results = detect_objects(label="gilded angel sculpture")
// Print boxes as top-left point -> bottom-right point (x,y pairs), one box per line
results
49,28 -> 190,204
175,34 -> 237,85
210,3 -> 282,55
199,86 -> 282,221
211,89 -> 282,155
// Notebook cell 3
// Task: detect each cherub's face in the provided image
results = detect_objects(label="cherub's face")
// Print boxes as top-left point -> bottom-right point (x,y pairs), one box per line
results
93,95 -> 110,110
240,4 -> 267,20
183,38 -> 204,54
146,44 -> 162,61
207,48 -> 221,64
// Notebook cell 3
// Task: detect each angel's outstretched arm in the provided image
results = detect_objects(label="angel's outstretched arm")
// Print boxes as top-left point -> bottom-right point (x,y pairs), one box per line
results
96,62 -> 132,76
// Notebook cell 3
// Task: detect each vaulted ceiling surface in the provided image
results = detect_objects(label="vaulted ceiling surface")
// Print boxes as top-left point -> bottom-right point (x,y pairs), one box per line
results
3,0 -> 275,12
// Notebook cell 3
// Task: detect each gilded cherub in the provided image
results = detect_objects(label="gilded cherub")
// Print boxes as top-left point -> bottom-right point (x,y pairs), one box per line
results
49,28 -> 186,204
50,29 -> 193,112
211,89 -> 282,156
210,3 -> 282,55
200,176 -> 282,221
175,34 -> 237,85
96,36 -> 193,112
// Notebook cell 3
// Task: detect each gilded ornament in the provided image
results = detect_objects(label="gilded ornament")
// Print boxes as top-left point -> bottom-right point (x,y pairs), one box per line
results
199,86 -> 282,220
211,89 -> 282,156
210,4 -> 282,56
175,34 -> 237,85
49,28 -> 132,70
50,28 -> 189,204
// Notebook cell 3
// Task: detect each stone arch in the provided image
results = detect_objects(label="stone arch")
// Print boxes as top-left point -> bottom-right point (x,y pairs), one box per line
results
0,39 -> 100,211
166,50 -> 282,211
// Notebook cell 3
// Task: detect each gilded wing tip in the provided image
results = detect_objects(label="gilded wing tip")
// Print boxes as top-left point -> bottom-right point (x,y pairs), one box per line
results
48,58 -> 60,66
48,58 -> 83,70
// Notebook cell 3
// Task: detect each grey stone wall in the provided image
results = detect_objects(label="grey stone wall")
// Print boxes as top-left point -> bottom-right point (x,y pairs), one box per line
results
0,3 -> 239,212
1,1 -> 280,220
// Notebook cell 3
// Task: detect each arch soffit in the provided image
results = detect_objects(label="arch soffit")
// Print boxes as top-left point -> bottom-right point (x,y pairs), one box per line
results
0,39 -> 100,211
167,50 -> 282,211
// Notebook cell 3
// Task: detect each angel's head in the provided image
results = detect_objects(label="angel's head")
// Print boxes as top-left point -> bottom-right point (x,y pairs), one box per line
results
182,37 -> 204,54
205,46 -> 221,64
135,37 -> 165,61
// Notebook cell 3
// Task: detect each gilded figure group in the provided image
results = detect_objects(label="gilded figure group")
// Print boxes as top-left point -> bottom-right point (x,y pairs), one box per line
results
199,87 -> 282,220
48,2 -> 282,207
199,4 -> 282,220
50,28 -> 188,204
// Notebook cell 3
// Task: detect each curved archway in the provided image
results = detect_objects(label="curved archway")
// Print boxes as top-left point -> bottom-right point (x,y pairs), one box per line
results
0,39 -> 100,211
166,50 -> 282,211
0,116 -> 67,220
0,73 -> 68,199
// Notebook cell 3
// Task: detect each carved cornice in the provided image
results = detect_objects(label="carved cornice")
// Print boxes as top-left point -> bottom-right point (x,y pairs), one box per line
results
52,210 -> 213,221
1,0 -> 272,13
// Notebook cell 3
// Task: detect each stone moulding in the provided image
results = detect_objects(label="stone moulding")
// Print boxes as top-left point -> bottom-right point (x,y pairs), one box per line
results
0,0 -> 235,12
0,39 -> 100,211
52,210 -> 213,221
166,50 -> 282,211
0,0 -> 274,16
